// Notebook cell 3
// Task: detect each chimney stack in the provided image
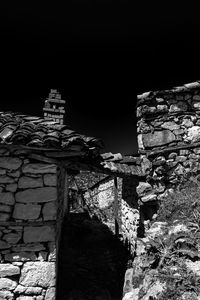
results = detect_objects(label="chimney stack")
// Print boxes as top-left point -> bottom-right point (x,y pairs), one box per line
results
43,89 -> 66,125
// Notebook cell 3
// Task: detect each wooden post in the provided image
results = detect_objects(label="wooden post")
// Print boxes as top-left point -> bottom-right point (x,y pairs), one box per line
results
113,176 -> 119,236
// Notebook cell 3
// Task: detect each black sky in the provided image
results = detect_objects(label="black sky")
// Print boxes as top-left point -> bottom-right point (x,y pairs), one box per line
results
1,3 -> 200,154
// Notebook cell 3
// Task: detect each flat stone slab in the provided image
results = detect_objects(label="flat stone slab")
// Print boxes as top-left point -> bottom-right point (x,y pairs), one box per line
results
23,226 -> 55,243
15,187 -> 57,203
0,263 -> 20,277
22,164 -> 57,174
18,176 -> 43,189
0,157 -> 22,170
19,262 -> 56,288
0,192 -> 15,206
142,130 -> 176,148
13,203 -> 41,220
42,202 -> 57,221
0,278 -> 17,290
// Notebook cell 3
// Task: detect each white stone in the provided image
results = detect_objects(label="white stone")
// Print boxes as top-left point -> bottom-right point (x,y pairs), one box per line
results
0,157 -> 22,170
141,194 -> 157,202
23,226 -> 55,243
22,164 -> 57,174
161,121 -> 180,130
0,278 -> 17,290
169,102 -> 187,112
18,177 -> 43,189
13,203 -> 41,220
0,263 -> 20,277
14,285 -> 42,295
0,290 -> 14,300
16,297 -> 34,300
45,287 -> 56,300
0,192 -> 15,205
16,187 -> 57,203
19,262 -> 56,288
186,126 -> 200,143
136,182 -> 152,196
123,290 -> 139,300
42,202 -> 57,221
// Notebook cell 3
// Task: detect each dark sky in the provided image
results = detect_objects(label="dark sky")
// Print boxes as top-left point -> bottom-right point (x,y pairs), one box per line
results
1,3 -> 200,154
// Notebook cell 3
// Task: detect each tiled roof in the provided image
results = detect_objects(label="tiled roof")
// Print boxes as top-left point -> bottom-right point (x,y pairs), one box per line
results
0,112 -> 104,156
137,80 -> 200,100
100,152 -> 145,177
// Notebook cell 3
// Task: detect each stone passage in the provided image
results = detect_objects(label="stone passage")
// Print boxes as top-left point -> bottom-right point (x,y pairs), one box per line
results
0,148 -> 58,300
56,213 -> 130,300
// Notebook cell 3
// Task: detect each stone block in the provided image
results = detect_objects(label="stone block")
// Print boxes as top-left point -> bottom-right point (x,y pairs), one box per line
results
161,121 -> 180,130
13,203 -> 41,220
16,187 -> 57,203
0,278 -> 17,290
136,182 -> 152,196
18,177 -> 43,189
0,240 -> 11,250
142,130 -> 176,148
9,170 -> 20,178
0,263 -> 20,277
19,262 -> 56,288
12,243 -> 45,252
0,192 -> 15,205
141,194 -> 157,202
0,176 -> 15,184
5,252 -> 37,262
0,212 -> 10,221
43,174 -> 57,186
0,204 -> 12,213
3,232 -> 21,244
169,101 -> 188,112
23,226 -> 55,243
6,184 -> 18,192
14,285 -> 42,295
0,157 -> 22,170
22,164 -> 57,175
16,297 -> 34,300
0,291 -> 14,300
42,203 -> 57,221
45,287 -> 56,300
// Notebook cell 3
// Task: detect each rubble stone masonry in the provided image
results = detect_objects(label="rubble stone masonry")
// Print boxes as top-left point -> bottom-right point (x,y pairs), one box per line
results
0,147 -> 60,300
136,82 -> 200,221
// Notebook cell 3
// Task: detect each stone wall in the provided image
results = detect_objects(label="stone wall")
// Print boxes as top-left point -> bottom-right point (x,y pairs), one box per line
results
0,146 -> 64,300
136,83 -> 200,222
84,174 -> 140,254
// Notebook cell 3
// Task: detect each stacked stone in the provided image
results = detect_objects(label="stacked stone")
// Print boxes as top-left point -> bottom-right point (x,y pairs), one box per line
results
121,177 -> 139,254
0,147 -> 57,300
43,89 -> 66,125
136,81 -> 200,216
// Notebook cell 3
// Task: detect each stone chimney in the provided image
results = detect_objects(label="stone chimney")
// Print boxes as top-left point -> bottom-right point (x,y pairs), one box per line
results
43,89 -> 66,125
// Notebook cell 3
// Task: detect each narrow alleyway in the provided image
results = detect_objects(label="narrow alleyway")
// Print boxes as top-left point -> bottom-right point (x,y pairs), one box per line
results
56,213 -> 130,300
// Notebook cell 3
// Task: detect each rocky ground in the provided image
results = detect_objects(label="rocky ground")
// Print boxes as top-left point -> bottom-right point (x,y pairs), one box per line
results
123,183 -> 200,300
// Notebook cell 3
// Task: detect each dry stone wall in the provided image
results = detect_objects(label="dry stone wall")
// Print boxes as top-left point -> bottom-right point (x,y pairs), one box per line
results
84,174 -> 140,253
0,146 -> 59,300
136,83 -> 200,223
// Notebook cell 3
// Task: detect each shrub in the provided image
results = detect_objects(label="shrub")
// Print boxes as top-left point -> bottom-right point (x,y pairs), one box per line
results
157,176 -> 200,224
